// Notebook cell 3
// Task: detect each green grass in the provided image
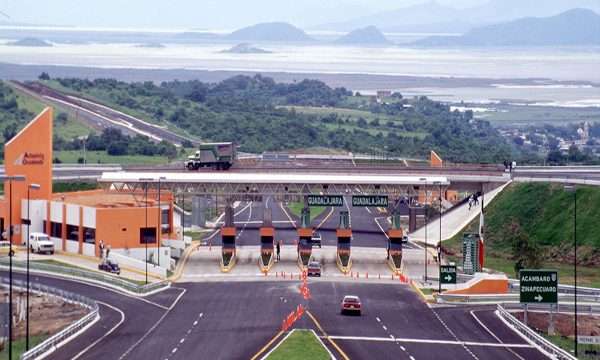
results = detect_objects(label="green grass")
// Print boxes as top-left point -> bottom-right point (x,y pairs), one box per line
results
0,334 -> 48,360
286,202 -> 327,223
267,330 -> 330,360
483,103 -> 600,126
12,84 -> 95,140
54,150 -> 169,165
444,212 -> 600,288
280,105 -> 397,123
53,182 -> 99,193
420,288 -> 435,295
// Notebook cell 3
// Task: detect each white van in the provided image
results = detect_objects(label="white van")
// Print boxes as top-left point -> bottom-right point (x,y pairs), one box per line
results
29,232 -> 55,254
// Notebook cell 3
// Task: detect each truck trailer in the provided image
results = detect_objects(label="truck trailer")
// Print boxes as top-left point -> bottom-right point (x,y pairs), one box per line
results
186,142 -> 236,170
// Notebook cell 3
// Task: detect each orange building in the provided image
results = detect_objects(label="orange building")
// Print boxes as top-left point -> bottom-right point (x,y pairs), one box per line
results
1,108 -> 176,264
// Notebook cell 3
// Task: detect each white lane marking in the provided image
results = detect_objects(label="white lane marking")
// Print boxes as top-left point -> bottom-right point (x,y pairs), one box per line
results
373,217 -> 390,240
471,310 -> 526,360
171,348 -> 177,354
71,301 -> 126,360
315,207 -> 335,230
382,325 -> 387,331
236,202 -> 253,240
325,336 -> 534,348
180,338 -> 185,344
410,356 -> 416,360
365,207 -> 372,214
376,317 -> 381,322
431,309 -> 479,360
400,346 -> 406,351
118,287 -> 187,360
193,320 -> 198,326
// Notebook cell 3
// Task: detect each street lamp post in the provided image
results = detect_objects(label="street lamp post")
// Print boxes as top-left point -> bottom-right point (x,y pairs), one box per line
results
157,177 -> 166,267
2,175 -> 26,360
565,185 -> 578,357
140,178 -> 154,284
424,187 -> 428,282
433,181 -> 442,294
26,183 -> 40,351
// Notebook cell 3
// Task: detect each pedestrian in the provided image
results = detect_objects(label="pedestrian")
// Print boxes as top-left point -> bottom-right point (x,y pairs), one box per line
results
106,245 -> 111,260
474,193 -> 480,206
99,239 -> 105,259
276,241 -> 281,262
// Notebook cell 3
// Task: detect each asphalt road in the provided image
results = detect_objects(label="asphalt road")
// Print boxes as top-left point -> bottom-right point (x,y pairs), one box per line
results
3,272 -> 551,360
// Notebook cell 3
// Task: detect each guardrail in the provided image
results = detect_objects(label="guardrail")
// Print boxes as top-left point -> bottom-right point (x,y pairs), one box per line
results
437,292 -> 600,307
0,258 -> 169,295
496,304 -> 577,360
0,277 -> 98,360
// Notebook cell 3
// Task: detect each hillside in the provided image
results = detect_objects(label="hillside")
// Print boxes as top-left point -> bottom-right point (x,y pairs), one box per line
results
7,37 -> 53,47
334,26 -> 391,45
226,22 -> 313,42
43,75 -> 518,163
484,183 -> 600,265
220,43 -> 271,54
417,8 -> 600,46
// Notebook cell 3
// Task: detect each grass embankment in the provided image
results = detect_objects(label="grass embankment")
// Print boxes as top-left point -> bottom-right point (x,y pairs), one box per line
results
0,335 -> 48,360
444,183 -> 600,287
267,330 -> 330,360
286,202 -> 327,223
54,150 -> 169,165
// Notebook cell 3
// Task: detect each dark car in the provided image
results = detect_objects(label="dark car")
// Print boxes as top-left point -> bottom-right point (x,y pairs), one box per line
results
307,261 -> 321,277
98,259 -> 121,275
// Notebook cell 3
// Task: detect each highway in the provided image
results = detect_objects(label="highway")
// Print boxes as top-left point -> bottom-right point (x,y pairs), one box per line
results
3,271 -> 551,360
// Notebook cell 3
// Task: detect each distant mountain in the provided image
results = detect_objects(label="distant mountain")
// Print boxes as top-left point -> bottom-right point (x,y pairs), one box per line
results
7,37 -> 52,47
135,42 -> 165,48
416,9 -> 600,46
226,22 -> 313,42
220,43 -> 271,54
315,0 -> 600,33
334,26 -> 391,45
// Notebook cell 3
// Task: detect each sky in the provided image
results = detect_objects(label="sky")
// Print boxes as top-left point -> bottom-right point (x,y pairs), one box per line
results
1,0 -> 486,30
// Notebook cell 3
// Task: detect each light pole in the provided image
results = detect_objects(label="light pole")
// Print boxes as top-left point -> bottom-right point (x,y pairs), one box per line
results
26,183 -> 40,351
157,176 -> 166,267
140,178 -> 154,284
433,181 -> 442,293
2,174 -> 26,360
424,187 -> 428,282
565,185 -> 578,357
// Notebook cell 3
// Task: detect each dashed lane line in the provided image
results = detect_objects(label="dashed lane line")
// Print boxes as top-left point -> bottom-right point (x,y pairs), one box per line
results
430,309 -> 480,360
164,312 -> 203,360
324,336 -> 534,348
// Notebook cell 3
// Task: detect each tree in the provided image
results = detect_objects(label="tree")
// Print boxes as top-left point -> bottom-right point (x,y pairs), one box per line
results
3,122 -> 18,142
56,112 -> 68,125
507,220 -> 541,276
38,72 -> 50,80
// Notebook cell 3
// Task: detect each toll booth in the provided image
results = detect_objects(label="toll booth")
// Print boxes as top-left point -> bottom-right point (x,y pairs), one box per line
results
260,208 -> 275,272
336,210 -> 352,273
297,207 -> 313,268
387,212 -> 403,273
221,205 -> 236,271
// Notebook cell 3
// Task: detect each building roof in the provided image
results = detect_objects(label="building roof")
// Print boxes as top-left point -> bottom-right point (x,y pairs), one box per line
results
52,189 -> 170,208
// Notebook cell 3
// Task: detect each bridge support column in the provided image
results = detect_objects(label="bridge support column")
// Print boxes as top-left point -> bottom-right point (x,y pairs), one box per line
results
191,195 -> 209,228
259,208 -> 275,272
297,206 -> 312,269
336,210 -> 352,274
387,208 -> 404,274
221,204 -> 236,272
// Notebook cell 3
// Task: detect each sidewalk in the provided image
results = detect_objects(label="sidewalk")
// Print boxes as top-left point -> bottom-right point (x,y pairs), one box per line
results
409,181 -> 511,246
12,251 -> 159,283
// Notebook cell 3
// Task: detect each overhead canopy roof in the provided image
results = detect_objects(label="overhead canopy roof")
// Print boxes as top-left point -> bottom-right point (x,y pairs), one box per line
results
100,171 -> 450,186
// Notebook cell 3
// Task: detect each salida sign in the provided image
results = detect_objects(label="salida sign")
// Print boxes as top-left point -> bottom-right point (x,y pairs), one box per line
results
14,152 -> 45,166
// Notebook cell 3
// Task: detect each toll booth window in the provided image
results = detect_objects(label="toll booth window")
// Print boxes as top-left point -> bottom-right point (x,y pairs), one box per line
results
161,209 -> 170,234
140,227 -> 156,244
50,222 -> 62,238
84,227 -> 96,244
67,224 -> 79,241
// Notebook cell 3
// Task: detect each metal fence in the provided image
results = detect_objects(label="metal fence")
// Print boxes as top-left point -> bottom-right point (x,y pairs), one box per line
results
0,258 -> 169,295
496,304 -> 577,360
0,277 -> 99,360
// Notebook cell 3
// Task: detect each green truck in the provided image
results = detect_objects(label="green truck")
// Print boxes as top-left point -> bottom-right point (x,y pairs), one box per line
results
185,142 -> 236,170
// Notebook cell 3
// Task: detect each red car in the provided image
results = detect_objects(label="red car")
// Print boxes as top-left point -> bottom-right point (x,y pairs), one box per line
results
307,261 -> 321,277
341,295 -> 361,315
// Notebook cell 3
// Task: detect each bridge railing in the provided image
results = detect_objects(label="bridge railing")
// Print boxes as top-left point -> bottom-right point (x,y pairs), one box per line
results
0,258 -> 169,296
0,277 -> 99,360
496,304 -> 577,360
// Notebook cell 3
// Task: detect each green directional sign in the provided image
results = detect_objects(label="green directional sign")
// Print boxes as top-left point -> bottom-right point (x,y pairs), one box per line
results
440,265 -> 457,284
520,269 -> 558,304
352,195 -> 388,207
307,195 -> 344,207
